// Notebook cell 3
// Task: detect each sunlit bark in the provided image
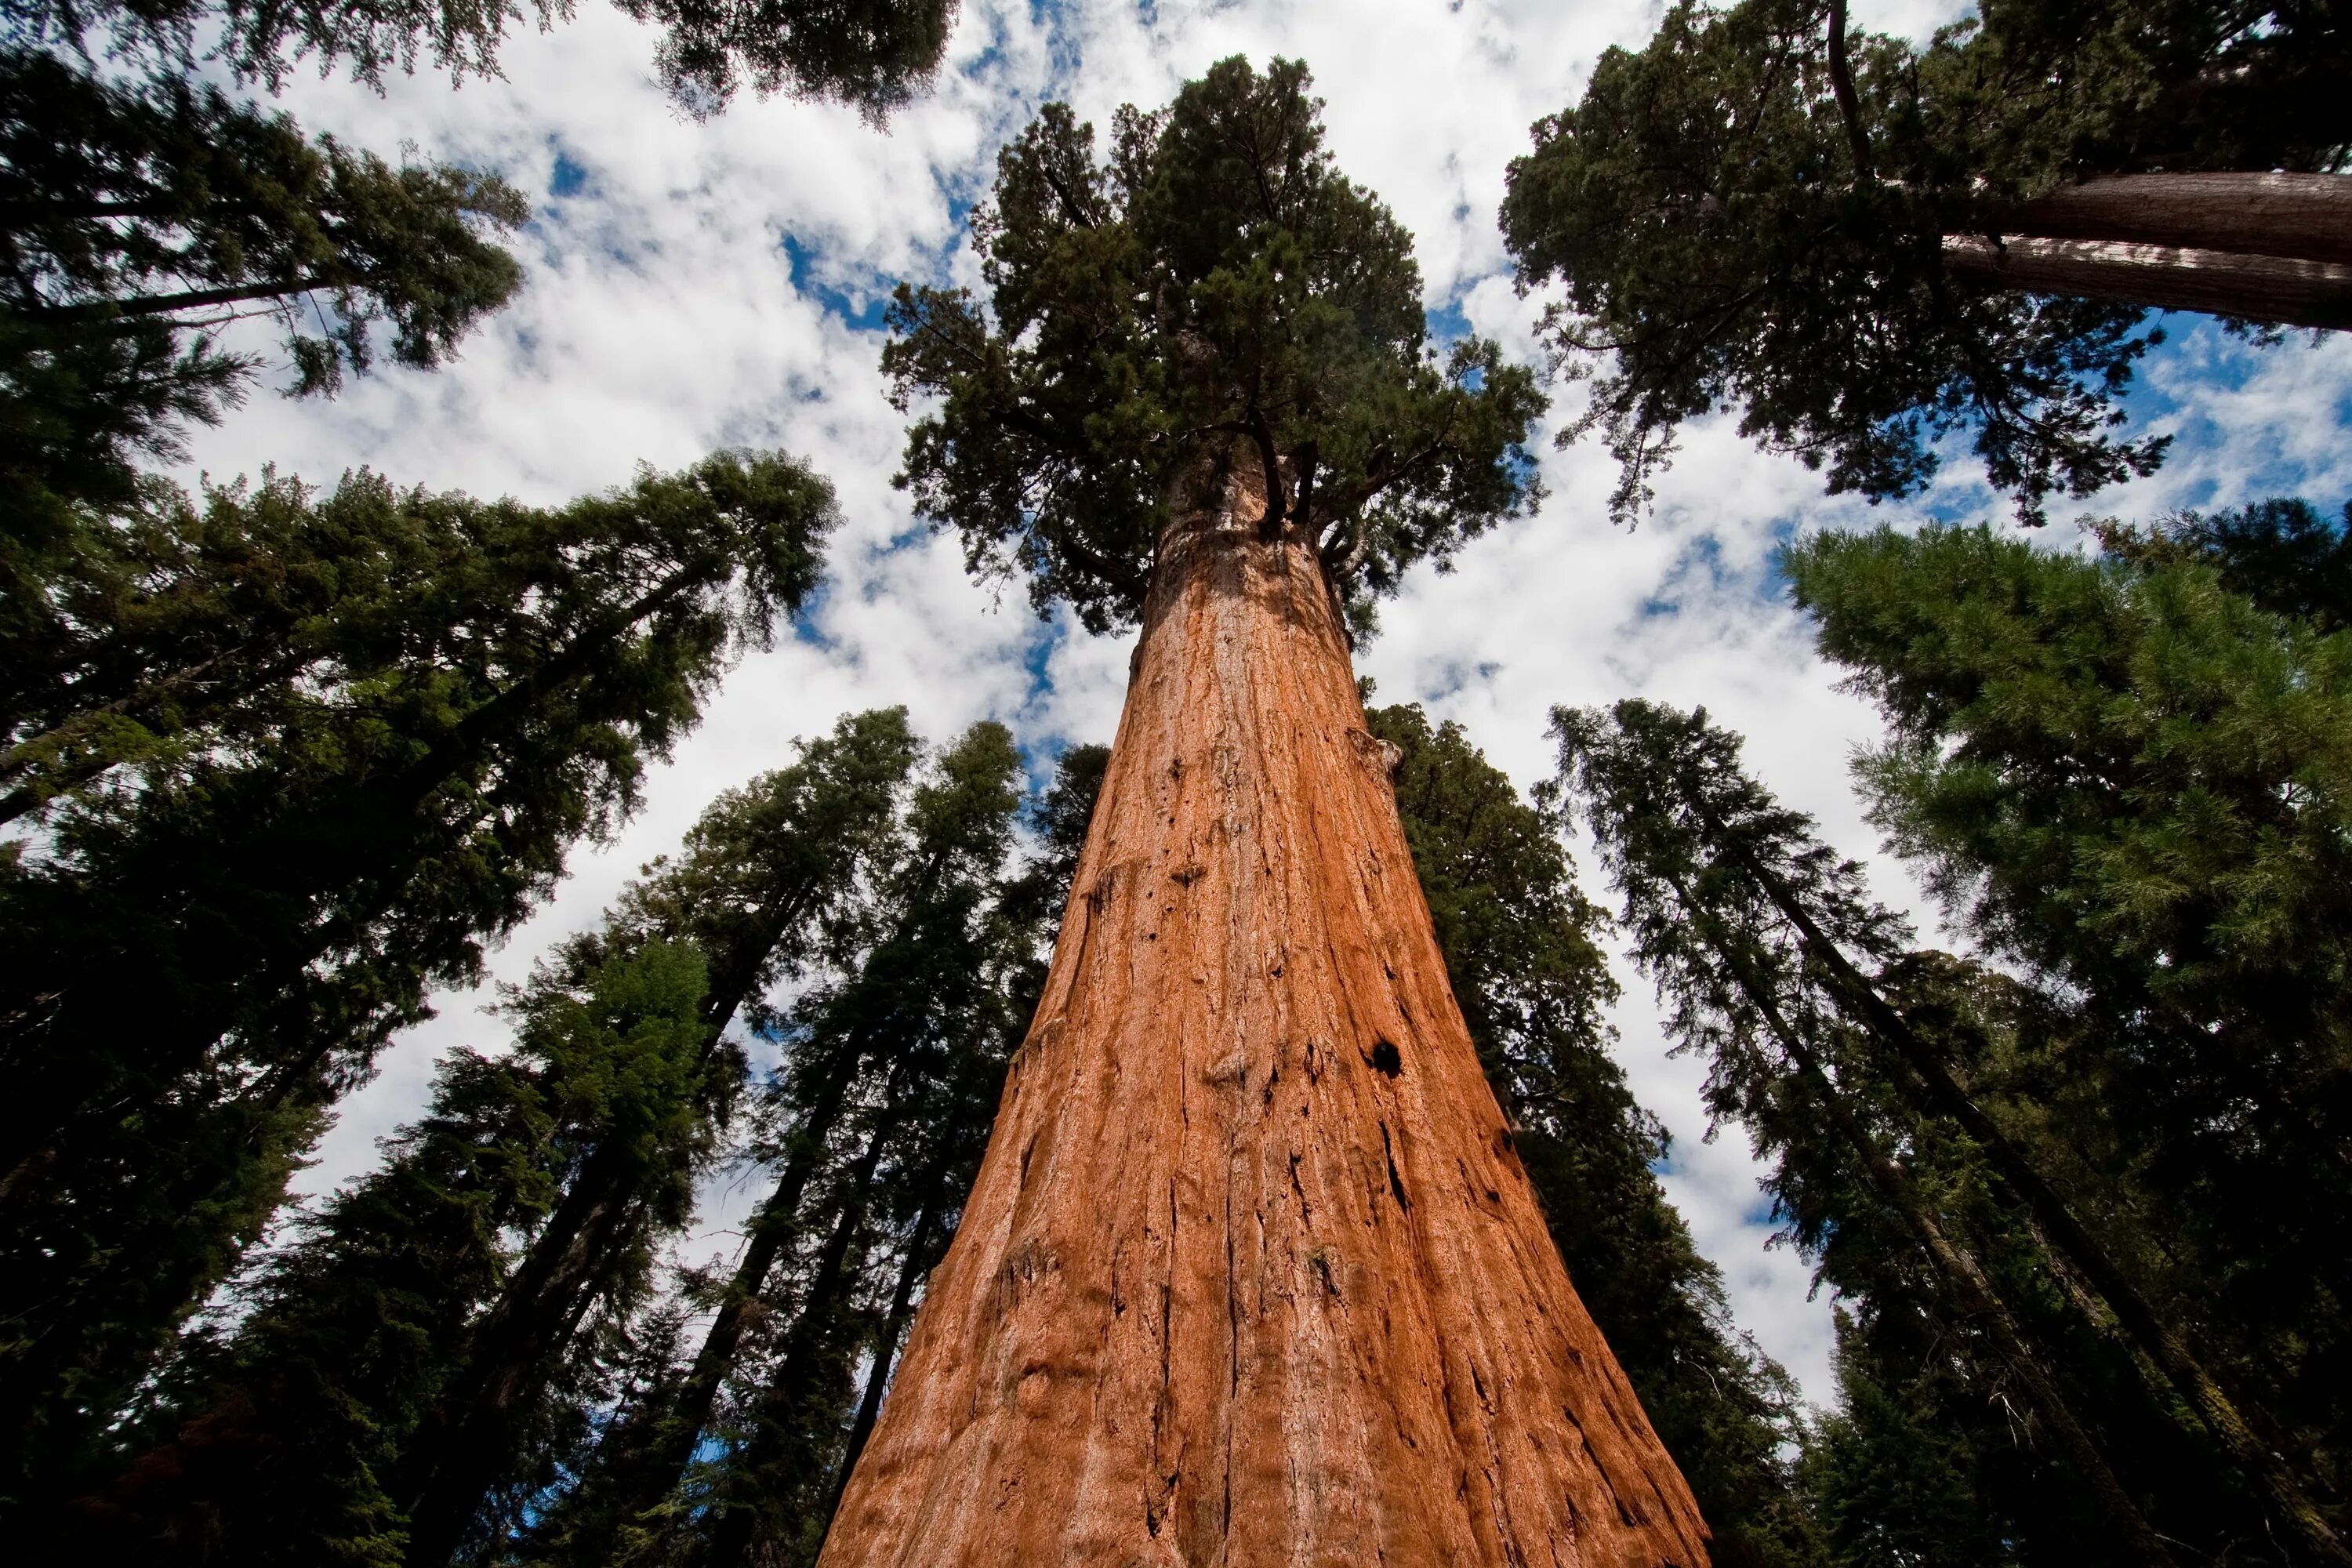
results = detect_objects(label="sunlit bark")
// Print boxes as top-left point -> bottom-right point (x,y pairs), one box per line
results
819,456 -> 1710,1567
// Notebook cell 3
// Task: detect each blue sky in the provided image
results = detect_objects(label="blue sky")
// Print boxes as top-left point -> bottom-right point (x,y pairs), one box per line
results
183,0 -> 2352,1407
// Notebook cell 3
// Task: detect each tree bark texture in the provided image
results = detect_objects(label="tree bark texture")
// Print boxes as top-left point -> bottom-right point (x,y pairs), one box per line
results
2002,173 -> 2352,267
1942,233 -> 2352,330
818,466 -> 1709,1567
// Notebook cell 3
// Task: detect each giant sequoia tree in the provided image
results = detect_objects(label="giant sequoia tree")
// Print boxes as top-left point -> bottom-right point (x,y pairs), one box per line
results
1501,0 -> 2352,522
839,56 -> 1708,1564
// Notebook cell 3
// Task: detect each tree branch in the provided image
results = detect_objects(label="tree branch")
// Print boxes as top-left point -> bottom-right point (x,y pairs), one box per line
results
24,275 -> 343,321
1825,0 -> 1874,181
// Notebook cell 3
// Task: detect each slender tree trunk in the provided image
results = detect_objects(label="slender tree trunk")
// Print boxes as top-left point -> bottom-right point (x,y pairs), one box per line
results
819,458 -> 1709,1567
1942,170 -> 2352,330
1942,234 -> 2352,329
403,1161 -> 640,1567
826,1201 -> 942,1530
2002,173 -> 2352,267
601,1046 -> 868,1551
700,1130 -> 893,1568
1716,828 -> 2352,1568
1676,877 -> 2175,1563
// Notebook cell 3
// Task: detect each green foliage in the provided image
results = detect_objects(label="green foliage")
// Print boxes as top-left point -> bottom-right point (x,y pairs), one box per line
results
0,449 -> 834,1503
80,941 -> 709,1568
1555,694 -> 2339,1564
1784,517 -> 2352,1519
6,0 -> 956,111
2097,495 -> 2352,634
672,722 -> 1032,1568
519,722 -> 1067,1568
616,0 -> 959,121
882,56 -> 1545,635
61,710 -> 918,1565
1367,702 -> 1822,1568
1501,0 -> 2348,523
0,48 -> 527,528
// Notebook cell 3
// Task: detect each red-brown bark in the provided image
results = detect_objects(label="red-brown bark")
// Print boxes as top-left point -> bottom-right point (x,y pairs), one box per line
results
1941,171 -> 2352,330
1942,234 -> 2352,330
818,462 -> 1709,1567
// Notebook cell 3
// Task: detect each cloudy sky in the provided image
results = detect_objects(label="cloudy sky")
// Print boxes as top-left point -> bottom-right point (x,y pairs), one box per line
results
189,0 -> 2352,1406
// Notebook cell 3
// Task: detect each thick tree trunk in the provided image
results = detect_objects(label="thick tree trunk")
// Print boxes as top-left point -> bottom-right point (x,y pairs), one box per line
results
818,462 -> 1708,1567
1943,171 -> 2352,330
2003,173 -> 2352,267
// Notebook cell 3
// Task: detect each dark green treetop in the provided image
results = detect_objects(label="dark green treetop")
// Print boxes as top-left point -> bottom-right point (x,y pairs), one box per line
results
1501,0 -> 2348,524
1552,698 -> 2299,1565
2096,495 -> 2352,634
881,56 -> 1546,636
10,0 -> 958,111
1367,702 -> 1824,1568
0,449 -> 836,1494
83,712 -> 920,1564
0,49 -> 525,534
88,939 -> 713,1568
1783,517 -> 2352,1414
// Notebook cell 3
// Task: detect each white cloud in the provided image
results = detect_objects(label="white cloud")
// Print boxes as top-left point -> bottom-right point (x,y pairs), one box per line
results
173,0 -> 2352,1412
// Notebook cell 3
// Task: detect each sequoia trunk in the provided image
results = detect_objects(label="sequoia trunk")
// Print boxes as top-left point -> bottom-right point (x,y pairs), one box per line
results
1942,172 -> 2352,331
818,462 -> 1708,1567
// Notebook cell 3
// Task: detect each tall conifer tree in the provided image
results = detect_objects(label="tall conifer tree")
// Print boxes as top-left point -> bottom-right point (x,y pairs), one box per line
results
1367,702 -> 1823,1568
1555,696 -> 2349,1564
0,450 -> 837,1501
840,56 -> 1708,1564
1782,516 -> 2352,1555
71,709 -> 918,1563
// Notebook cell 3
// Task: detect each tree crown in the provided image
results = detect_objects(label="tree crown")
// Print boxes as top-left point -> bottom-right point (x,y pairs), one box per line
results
10,0 -> 957,113
1501,0 -> 2347,524
882,56 -> 1545,634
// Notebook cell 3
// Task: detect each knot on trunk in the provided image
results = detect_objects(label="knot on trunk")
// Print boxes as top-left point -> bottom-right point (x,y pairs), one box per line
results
1346,728 -> 1404,780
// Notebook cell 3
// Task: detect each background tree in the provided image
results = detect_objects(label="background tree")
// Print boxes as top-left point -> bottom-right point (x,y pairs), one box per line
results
65,708 -> 917,1565
82,938 -> 712,1568
1501,0 -> 2352,524
1556,695 -> 2348,1564
843,56 -> 1708,1567
1784,513 -> 2352,1548
524,721 -> 1030,1568
5,0 -> 957,111
1367,700 -> 1824,1568
0,48 -> 525,564
0,449 -> 836,1504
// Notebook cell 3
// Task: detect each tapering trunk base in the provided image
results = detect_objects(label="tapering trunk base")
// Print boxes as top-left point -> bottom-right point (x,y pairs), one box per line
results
820,479 -> 1708,1567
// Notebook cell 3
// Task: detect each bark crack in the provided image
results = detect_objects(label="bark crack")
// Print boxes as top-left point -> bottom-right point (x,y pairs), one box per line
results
1379,1120 -> 1412,1214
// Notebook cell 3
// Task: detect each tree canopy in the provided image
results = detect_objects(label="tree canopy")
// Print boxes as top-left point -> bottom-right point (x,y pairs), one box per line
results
881,56 -> 1545,635
8,0 -> 958,114
1784,515 -> 2352,1465
1501,0 -> 2350,524
1555,695 -> 2347,1565
0,448 -> 836,1503
0,49 -> 527,535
